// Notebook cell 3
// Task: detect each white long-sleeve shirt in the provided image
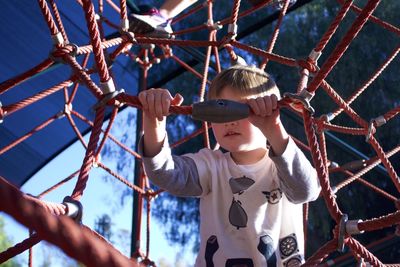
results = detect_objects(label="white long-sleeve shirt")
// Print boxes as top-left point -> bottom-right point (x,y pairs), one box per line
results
139,137 -> 320,267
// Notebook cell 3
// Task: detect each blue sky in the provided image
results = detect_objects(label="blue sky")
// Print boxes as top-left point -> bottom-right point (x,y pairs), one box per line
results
2,108 -> 196,266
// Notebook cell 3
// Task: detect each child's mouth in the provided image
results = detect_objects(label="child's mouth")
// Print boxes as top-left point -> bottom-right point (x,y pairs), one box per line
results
225,131 -> 240,137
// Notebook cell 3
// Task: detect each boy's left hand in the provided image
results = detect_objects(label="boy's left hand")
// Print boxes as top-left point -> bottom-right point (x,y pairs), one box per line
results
246,94 -> 281,131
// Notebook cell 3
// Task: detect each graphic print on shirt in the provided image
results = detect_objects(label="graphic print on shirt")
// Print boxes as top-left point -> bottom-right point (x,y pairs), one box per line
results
262,188 -> 282,204
262,180 -> 282,204
283,255 -> 302,267
225,258 -> 254,267
205,235 -> 219,267
228,176 -> 255,229
279,233 -> 299,260
257,234 -> 277,265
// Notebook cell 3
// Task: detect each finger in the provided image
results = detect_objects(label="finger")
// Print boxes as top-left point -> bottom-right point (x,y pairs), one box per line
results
171,93 -> 184,106
264,96 -> 273,116
154,91 -> 164,120
138,91 -> 148,110
161,90 -> 171,117
256,97 -> 267,116
271,94 -> 278,111
247,98 -> 260,115
147,91 -> 156,118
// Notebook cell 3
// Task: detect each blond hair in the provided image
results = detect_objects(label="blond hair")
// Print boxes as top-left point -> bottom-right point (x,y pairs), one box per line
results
207,65 -> 280,100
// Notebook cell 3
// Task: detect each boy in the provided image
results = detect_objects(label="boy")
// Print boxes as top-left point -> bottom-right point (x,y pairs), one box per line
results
138,65 -> 320,266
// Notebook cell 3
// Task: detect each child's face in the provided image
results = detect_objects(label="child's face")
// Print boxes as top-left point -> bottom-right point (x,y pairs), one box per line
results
211,86 -> 267,153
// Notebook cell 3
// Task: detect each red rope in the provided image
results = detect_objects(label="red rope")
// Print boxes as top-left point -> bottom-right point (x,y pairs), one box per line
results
0,176 -> 140,267
1,1 -> 399,265
0,234 -> 41,264
71,106 -> 106,200
36,0 -> 59,37
0,58 -> 54,95
260,0 -> 290,69
307,0 -> 382,94
81,0 -> 111,83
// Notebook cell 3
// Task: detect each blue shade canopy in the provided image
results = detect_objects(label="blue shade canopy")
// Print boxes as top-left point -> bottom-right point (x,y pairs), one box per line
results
0,1 -> 140,187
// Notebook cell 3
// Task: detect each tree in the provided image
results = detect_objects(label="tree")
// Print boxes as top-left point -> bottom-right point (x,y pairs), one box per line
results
0,215 -> 21,267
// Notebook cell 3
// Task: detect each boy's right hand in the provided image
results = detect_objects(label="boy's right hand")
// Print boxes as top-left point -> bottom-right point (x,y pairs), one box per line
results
138,88 -> 184,121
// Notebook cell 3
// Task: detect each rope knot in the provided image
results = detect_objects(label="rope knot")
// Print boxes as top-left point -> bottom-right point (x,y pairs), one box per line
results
144,189 -> 158,201
121,30 -> 137,45
296,58 -> 319,74
50,43 -> 79,63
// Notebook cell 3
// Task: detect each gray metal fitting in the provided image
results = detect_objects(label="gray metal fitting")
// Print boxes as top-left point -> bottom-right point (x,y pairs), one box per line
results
211,21 -> 223,30
365,119 -> 375,143
0,101 -> 5,124
192,99 -> 250,123
228,23 -> 238,37
337,213 -> 348,252
100,78 -> 116,94
51,32 -> 65,46
63,196 -> 83,223
283,89 -> 315,114
309,49 -> 322,62
65,103 -> 72,115
324,112 -> 335,123
231,55 -> 247,66
331,185 -> 337,194
341,159 -> 367,171
373,115 -> 387,127
120,18 -> 129,31
346,219 -> 364,235
93,88 -> 125,110
329,161 -> 339,168
56,104 -> 71,119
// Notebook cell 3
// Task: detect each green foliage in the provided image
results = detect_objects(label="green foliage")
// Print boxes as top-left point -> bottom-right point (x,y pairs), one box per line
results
0,216 -> 21,267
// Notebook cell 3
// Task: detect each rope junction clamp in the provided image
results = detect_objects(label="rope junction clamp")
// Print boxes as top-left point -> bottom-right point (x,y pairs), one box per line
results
324,112 -> 335,123
49,43 -> 79,64
340,159 -> 367,171
366,116 -> 387,142
337,213 -> 348,252
192,99 -> 250,123
227,23 -> 238,38
63,196 -> 83,223
0,101 -> 6,123
209,21 -> 223,30
231,55 -> 247,66
365,120 -> 376,143
120,18 -> 129,32
283,89 -> 315,114
51,32 -> 65,46
100,78 -> 116,94
337,215 -> 364,253
93,88 -> 125,110
309,49 -> 322,62
346,219 -> 364,235
56,103 -> 73,119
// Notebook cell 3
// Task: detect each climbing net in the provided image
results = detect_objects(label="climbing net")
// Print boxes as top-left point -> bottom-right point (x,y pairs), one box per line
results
0,0 -> 400,266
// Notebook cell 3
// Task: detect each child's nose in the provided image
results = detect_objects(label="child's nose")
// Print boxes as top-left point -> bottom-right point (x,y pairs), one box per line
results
225,120 -> 239,126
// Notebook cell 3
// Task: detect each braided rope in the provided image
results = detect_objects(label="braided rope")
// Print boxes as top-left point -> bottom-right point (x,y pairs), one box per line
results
0,1 -> 399,266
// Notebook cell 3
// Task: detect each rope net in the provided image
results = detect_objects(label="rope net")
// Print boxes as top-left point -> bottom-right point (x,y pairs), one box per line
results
0,0 -> 399,266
